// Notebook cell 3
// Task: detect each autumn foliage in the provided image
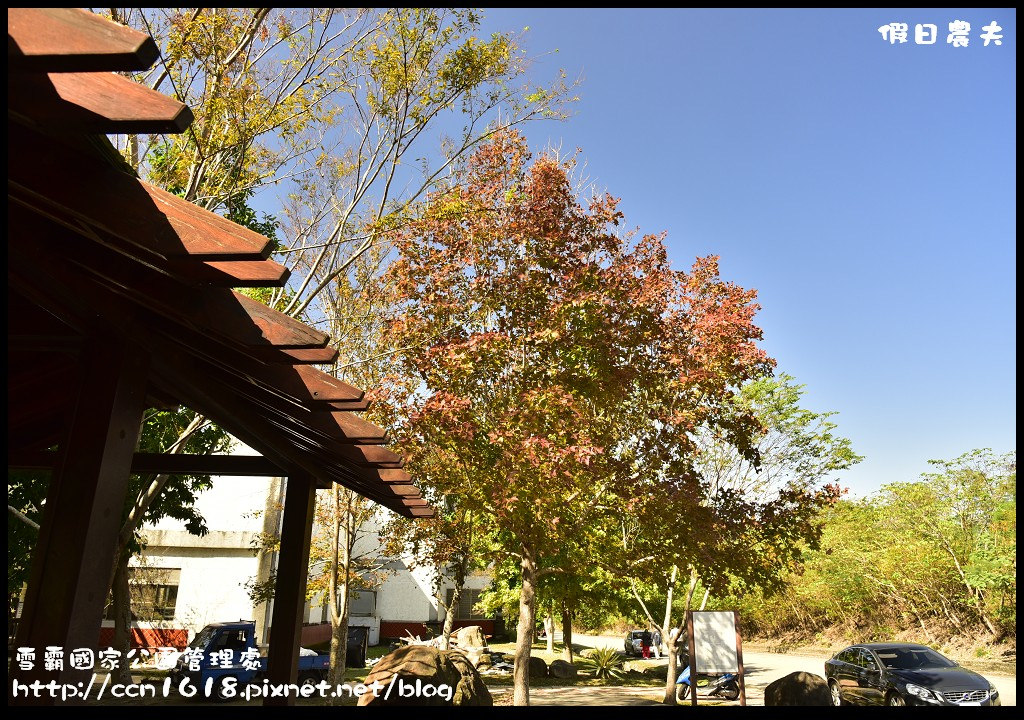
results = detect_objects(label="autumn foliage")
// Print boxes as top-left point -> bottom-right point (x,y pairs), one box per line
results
381,130 -> 775,703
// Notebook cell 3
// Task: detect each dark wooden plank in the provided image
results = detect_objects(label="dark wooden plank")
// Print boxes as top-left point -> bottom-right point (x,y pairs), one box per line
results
7,416 -> 65,455
234,294 -> 334,351
323,399 -> 372,411
265,473 -> 316,706
9,339 -> 149,704
12,235 -> 355,414
369,468 -> 414,484
7,217 -> 327,351
168,259 -> 291,287
8,123 -> 273,260
8,450 -> 286,477
138,339 -> 413,498
8,8 -> 159,72
9,212 -> 420,516
143,182 -> 278,259
267,346 -> 341,365
9,71 -> 193,134
386,484 -> 423,497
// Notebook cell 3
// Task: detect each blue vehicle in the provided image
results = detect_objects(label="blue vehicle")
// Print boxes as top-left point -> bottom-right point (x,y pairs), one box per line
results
675,664 -> 740,702
170,620 -> 364,701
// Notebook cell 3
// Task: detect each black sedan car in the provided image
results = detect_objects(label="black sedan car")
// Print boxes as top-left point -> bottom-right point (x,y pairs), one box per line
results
824,643 -> 1000,706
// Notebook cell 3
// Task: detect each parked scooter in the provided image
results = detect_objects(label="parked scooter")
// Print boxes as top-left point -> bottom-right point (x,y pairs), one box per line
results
675,664 -> 740,702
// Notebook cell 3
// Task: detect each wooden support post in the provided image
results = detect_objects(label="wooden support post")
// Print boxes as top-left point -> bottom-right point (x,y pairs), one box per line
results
10,340 -> 149,705
735,610 -> 746,706
264,473 -> 316,707
687,610 -> 697,707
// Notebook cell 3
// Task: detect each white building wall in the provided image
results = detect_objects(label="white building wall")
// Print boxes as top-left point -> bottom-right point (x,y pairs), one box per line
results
129,440 -> 494,646
147,469 -> 272,535
132,444 -> 279,642
375,561 -> 438,622
143,533 -> 260,622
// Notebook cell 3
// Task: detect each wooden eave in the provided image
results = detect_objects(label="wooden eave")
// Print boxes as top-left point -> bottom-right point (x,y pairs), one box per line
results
7,8 -> 430,518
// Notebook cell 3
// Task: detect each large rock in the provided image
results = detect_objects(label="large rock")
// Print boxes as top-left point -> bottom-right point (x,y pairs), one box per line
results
451,625 -> 489,667
516,655 -> 548,678
764,671 -> 832,706
548,659 -> 577,679
452,625 -> 488,650
357,645 -> 492,706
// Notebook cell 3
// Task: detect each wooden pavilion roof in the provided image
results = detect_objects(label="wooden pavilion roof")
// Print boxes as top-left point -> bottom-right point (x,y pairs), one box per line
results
7,8 -> 430,518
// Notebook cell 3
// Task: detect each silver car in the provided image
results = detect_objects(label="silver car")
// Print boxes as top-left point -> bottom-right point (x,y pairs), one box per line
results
624,630 -> 645,657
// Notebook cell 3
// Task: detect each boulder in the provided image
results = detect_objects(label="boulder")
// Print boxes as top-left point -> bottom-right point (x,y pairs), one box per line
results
548,659 -> 577,679
517,655 -> 548,678
451,625 -> 489,667
452,625 -> 488,650
462,646 -> 486,668
357,645 -> 492,706
764,671 -> 832,706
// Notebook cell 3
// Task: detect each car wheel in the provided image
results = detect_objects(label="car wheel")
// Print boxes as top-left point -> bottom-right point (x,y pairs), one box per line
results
298,671 -> 319,688
829,680 -> 843,706
676,683 -> 690,702
212,676 -> 235,703
887,691 -> 906,706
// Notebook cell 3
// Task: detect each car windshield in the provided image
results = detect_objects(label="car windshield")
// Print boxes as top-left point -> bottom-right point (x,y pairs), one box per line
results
874,647 -> 957,670
188,626 -> 217,650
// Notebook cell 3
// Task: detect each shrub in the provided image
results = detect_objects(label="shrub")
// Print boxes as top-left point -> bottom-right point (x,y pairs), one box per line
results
579,647 -> 625,680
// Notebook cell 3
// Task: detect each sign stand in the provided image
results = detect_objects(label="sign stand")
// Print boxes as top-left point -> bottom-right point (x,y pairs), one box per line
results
685,610 -> 746,706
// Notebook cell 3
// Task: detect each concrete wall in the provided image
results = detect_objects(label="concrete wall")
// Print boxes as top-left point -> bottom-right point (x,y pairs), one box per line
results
129,444 -> 278,643
375,560 -> 438,623
140,539 -> 260,636
128,442 -> 497,648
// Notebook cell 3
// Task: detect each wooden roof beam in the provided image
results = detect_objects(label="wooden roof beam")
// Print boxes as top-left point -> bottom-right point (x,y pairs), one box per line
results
9,451 -> 286,478
9,123 -> 274,260
9,222 -> 327,351
8,8 -> 159,73
9,72 -> 193,134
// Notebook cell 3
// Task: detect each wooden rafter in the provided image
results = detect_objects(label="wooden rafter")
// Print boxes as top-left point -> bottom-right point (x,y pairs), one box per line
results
8,8 -> 159,72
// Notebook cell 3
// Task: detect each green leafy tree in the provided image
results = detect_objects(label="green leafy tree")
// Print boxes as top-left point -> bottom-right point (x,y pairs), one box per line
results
726,448 -> 1015,647
882,449 -> 1015,637
614,372 -> 856,703
7,471 -> 47,634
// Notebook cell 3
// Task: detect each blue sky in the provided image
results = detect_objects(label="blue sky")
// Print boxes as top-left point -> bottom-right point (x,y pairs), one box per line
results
477,8 -> 1016,497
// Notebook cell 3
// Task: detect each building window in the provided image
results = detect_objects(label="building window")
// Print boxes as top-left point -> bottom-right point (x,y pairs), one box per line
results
104,568 -> 180,622
445,588 -> 486,619
349,590 -> 376,617
318,590 -> 377,623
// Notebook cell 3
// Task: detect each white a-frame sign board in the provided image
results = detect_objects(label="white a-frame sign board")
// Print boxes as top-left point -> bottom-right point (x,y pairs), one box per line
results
685,610 -> 746,706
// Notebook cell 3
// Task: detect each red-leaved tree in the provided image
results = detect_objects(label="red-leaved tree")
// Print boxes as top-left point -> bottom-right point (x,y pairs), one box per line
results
380,130 -> 773,705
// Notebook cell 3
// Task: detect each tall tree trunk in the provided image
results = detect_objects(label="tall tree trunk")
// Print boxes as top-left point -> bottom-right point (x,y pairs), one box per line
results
663,567 -> 699,705
544,613 -> 554,654
560,602 -> 574,662
440,555 -> 467,650
111,551 -> 134,684
512,549 -> 538,706
326,485 -> 351,700
660,565 -> 678,661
